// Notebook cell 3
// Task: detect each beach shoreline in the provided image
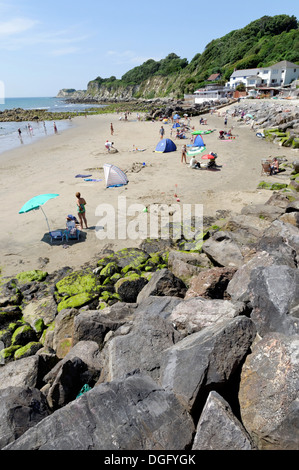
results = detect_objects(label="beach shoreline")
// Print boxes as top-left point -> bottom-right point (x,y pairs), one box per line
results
1,103 -> 298,279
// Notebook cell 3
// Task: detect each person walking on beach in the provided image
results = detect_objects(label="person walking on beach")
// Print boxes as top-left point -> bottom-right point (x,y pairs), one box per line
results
76,192 -> 88,229
181,144 -> 187,164
159,125 -> 165,139
54,122 -> 58,134
110,123 -> 114,135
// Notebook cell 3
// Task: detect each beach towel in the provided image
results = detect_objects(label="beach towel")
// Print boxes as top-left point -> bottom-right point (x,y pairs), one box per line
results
84,178 -> 103,182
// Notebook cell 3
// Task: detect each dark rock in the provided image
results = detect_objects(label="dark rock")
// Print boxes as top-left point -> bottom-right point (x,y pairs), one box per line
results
136,268 -> 187,304
0,386 -> 50,449
192,391 -> 255,450
4,372 -> 195,450
159,316 -> 256,414
98,313 -> 181,383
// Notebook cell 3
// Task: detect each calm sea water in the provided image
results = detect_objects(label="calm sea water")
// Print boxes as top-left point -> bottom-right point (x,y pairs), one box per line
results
0,97 -> 104,154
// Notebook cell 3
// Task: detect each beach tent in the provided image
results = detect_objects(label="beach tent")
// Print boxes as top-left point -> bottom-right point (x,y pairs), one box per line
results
173,113 -> 180,120
193,134 -> 205,147
172,122 -> 181,128
103,163 -> 128,188
155,138 -> 177,153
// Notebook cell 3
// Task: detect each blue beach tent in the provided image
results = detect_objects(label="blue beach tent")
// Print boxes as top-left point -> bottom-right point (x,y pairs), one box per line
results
193,134 -> 205,147
155,138 -> 177,153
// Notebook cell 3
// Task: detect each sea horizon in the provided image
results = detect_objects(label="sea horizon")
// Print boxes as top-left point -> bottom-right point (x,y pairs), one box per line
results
0,97 -> 104,155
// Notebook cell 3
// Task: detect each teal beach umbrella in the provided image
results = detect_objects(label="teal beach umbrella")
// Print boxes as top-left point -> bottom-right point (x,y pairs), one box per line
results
19,193 -> 59,231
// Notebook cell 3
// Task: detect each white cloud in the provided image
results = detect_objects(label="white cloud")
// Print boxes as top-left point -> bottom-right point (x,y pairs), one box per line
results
106,50 -> 162,66
0,17 -> 38,36
50,47 -> 81,57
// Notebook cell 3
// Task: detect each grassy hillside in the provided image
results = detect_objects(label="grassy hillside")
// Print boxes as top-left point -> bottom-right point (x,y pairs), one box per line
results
87,15 -> 299,99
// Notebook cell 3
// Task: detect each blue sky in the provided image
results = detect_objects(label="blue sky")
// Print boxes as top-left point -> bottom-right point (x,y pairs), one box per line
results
0,0 -> 298,97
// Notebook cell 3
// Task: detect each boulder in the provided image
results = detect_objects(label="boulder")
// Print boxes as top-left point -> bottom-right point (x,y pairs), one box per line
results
227,250 -> 294,303
4,372 -> 195,450
168,297 -> 246,335
0,356 -> 43,390
240,204 -> 285,222
247,265 -> 299,336
44,357 -> 88,410
239,333 -> 299,450
136,269 -> 187,304
167,251 -> 213,285
98,313 -> 180,384
185,266 -> 237,299
133,296 -> 182,319
114,274 -> 148,303
43,340 -> 102,387
202,231 -> 244,267
52,308 -> 78,358
0,386 -> 50,449
192,391 -> 255,450
72,306 -> 133,347
22,296 -> 58,328
159,316 -> 256,413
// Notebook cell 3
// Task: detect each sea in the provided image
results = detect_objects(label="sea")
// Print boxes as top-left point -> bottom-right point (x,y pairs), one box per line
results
0,97 -> 104,155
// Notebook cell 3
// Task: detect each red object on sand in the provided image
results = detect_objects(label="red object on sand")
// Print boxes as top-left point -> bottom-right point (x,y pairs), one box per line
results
201,154 -> 215,160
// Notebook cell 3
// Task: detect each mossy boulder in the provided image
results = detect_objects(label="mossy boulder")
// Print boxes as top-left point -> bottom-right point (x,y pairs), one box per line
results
16,270 -> 48,284
55,269 -> 104,303
57,291 -> 99,312
0,321 -> 22,347
22,295 -> 57,329
14,341 -> 43,360
115,273 -> 148,303
100,262 -> 119,278
111,248 -> 150,270
11,324 -> 37,346
0,344 -> 21,363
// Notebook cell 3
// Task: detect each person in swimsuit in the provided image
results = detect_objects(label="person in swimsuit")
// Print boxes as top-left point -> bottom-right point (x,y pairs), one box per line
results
75,192 -> 88,229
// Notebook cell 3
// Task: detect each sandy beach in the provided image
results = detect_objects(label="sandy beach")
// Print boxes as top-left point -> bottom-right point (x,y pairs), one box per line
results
1,101 -> 298,278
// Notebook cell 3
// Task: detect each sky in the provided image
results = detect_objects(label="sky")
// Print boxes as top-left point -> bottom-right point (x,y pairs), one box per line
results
0,0 -> 298,97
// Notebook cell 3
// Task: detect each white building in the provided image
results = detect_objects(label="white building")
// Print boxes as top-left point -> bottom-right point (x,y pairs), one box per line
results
194,85 -> 232,103
227,60 -> 299,89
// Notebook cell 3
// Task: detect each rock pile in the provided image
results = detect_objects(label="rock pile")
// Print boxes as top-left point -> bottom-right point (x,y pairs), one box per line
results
231,100 -> 299,149
0,186 -> 298,451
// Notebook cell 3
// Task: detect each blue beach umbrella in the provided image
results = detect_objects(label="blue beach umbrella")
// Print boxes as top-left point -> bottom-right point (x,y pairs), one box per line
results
19,193 -> 59,231
173,113 -> 180,120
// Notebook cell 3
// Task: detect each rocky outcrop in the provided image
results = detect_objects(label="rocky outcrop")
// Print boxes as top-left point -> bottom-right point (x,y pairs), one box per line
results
1,188 -> 299,451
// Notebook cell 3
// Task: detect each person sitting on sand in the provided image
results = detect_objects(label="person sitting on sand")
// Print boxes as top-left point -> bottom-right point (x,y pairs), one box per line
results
76,192 -> 88,229
189,157 -> 201,169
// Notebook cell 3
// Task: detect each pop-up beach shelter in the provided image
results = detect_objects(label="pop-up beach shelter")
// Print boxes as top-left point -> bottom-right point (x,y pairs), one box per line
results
155,138 -> 177,153
104,163 -> 128,188
193,134 -> 205,147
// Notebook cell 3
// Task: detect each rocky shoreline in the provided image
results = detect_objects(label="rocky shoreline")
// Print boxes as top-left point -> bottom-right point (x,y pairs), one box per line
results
1,181 -> 299,450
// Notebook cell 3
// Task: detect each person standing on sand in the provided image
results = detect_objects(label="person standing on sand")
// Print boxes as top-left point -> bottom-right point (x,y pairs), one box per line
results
54,122 -> 58,134
181,144 -> 187,164
76,192 -> 88,229
159,125 -> 165,139
110,123 -> 114,135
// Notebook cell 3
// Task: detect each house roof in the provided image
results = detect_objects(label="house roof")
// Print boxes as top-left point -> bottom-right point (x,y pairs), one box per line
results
207,73 -> 221,81
231,69 -> 260,78
269,60 -> 299,69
